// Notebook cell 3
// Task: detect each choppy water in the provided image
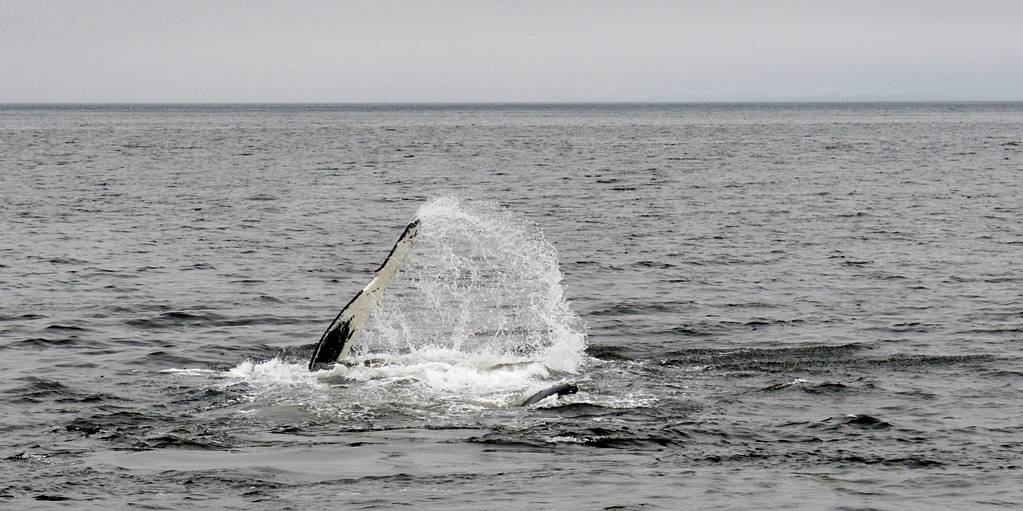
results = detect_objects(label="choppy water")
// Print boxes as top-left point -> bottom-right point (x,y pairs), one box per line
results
1,103 -> 1021,510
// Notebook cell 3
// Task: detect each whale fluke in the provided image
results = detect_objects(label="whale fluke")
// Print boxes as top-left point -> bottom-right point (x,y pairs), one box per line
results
308,219 -> 421,370
518,383 -> 579,406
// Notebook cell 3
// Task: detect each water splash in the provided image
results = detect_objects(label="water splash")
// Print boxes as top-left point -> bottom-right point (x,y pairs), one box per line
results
224,197 -> 586,406
359,197 -> 586,374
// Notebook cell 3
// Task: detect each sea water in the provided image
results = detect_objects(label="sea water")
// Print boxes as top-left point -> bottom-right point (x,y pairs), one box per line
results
1,103 -> 1021,509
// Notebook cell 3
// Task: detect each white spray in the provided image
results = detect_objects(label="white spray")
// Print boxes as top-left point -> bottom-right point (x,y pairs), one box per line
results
228,197 -> 586,408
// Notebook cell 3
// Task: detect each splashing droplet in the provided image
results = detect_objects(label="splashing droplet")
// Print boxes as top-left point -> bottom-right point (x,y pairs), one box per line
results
359,197 -> 586,374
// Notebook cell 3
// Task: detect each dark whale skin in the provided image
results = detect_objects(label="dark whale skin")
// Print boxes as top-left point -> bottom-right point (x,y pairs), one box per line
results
518,383 -> 579,406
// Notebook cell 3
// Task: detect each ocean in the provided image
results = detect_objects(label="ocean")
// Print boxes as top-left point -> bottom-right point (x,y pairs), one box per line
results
1,103 -> 1020,509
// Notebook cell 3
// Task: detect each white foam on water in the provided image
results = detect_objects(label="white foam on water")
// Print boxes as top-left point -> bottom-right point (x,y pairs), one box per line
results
160,368 -> 219,376
227,358 -> 325,388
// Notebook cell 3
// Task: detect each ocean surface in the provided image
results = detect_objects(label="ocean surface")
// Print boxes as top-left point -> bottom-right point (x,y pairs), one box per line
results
1,103 -> 1021,510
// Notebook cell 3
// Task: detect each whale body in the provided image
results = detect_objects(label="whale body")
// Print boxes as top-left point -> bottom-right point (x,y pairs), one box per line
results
518,383 -> 579,406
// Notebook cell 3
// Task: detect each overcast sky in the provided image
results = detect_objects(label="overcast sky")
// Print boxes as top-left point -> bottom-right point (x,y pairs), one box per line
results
2,0 -> 1021,102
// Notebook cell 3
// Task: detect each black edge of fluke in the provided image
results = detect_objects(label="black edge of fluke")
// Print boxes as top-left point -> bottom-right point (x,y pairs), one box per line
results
518,383 -> 579,407
376,218 -> 420,273
308,318 -> 355,371
308,287 -> 366,370
307,218 -> 422,371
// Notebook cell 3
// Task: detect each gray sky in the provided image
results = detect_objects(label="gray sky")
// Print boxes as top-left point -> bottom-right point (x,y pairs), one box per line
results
2,0 -> 1021,102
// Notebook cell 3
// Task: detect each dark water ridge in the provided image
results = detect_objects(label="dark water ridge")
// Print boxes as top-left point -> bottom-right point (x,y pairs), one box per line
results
2,103 -> 1021,509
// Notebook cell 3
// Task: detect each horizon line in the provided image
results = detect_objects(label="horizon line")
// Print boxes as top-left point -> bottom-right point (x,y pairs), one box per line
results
3,100 -> 1023,106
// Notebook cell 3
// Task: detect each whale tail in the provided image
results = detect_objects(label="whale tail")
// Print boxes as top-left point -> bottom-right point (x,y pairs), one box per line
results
308,219 -> 421,370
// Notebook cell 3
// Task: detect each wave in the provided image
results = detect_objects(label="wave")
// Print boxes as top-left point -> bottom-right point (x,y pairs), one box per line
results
657,343 -> 998,373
